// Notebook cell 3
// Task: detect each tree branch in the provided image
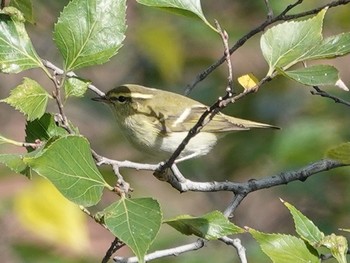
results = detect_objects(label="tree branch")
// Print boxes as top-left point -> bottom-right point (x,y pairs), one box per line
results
219,237 -> 247,263
311,86 -> 350,107
102,237 -> 125,263
165,159 -> 346,194
185,0 -> 350,94
114,239 -> 205,263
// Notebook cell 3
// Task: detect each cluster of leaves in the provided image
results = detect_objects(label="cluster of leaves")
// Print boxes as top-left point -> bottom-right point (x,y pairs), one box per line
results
1,0 -> 350,262
250,200 -> 349,263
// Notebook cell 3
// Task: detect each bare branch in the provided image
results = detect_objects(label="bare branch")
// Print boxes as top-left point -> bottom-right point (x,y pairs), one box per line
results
102,237 -> 125,263
263,0 -> 274,20
215,20 -> 234,94
311,86 -> 350,107
219,237 -> 247,263
159,159 -> 346,193
114,239 -> 205,263
223,194 -> 246,218
92,151 -> 159,171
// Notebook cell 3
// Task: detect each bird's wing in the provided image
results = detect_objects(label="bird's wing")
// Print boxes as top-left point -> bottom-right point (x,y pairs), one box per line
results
156,105 -> 249,133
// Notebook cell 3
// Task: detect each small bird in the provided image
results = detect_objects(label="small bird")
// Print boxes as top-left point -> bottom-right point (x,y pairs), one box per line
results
93,84 -> 278,162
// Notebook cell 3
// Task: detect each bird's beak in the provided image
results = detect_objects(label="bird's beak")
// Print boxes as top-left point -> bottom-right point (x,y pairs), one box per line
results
91,96 -> 109,103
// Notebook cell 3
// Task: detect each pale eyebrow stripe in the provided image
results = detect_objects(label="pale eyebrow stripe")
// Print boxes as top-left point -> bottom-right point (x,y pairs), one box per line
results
130,93 -> 154,99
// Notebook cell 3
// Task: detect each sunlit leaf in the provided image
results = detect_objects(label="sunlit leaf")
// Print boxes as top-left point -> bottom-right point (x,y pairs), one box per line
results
164,210 -> 243,240
249,228 -> 319,263
0,7 -> 42,73
64,77 -> 91,98
283,200 -> 324,246
261,9 -> 326,75
303,32 -> 350,60
326,142 -> 350,164
102,197 -> 162,263
0,78 -> 50,121
24,135 -> 111,207
137,0 -> 217,32
53,0 -> 127,71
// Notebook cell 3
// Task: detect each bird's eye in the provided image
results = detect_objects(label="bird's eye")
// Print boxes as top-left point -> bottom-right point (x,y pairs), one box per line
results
110,95 -> 128,103
117,96 -> 127,103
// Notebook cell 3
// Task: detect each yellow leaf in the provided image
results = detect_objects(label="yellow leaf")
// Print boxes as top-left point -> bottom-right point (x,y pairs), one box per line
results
238,73 -> 259,90
13,177 -> 89,252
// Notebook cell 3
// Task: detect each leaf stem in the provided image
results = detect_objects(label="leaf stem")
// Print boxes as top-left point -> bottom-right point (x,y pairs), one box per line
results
0,135 -> 41,148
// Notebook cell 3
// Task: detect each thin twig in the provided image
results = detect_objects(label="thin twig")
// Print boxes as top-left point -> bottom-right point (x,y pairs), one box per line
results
215,20 -> 234,94
102,237 -> 125,263
51,74 -> 72,132
311,86 -> 350,107
282,0 -> 350,20
219,237 -> 247,263
114,239 -> 205,263
264,0 -> 274,20
223,194 -> 246,218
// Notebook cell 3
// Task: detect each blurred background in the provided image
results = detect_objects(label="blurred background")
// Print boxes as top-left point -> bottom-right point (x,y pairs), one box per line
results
1,0 -> 350,262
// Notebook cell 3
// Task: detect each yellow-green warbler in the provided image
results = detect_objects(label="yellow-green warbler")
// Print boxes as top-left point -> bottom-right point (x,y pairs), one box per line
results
93,84 -> 278,162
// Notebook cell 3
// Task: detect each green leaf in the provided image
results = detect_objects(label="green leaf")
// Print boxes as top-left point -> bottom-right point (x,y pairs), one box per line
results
326,142 -> 350,164
321,234 -> 348,263
53,0 -> 127,71
0,7 -> 42,73
25,113 -> 67,151
137,0 -> 217,32
0,153 -> 31,177
64,77 -> 91,98
23,135 -> 110,207
1,78 -> 50,121
261,8 -> 326,75
10,0 -> 35,24
283,200 -> 324,246
164,210 -> 243,240
249,228 -> 319,263
303,33 -> 350,60
102,197 -> 162,263
283,65 -> 348,90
